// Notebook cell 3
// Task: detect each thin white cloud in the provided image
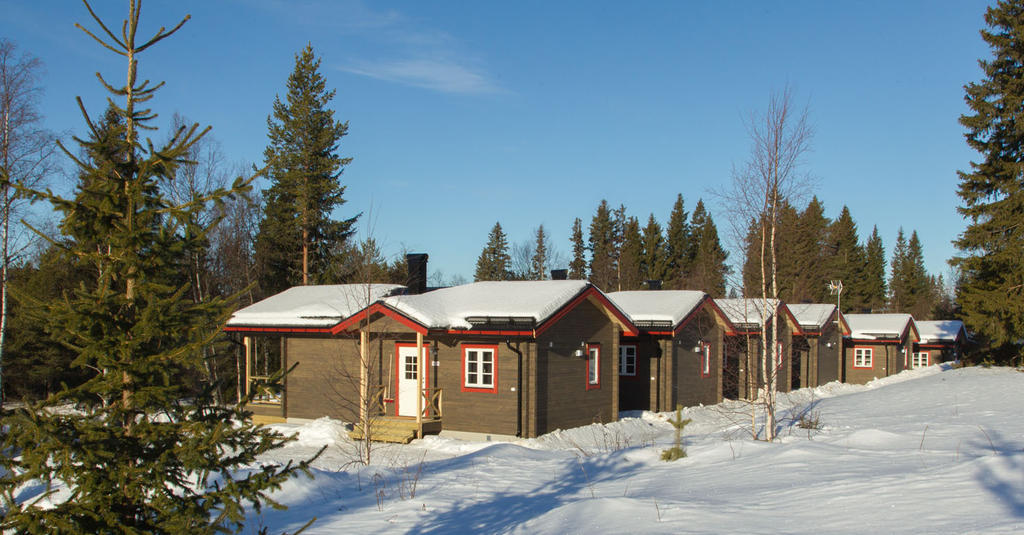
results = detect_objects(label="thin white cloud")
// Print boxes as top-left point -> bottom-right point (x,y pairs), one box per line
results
340,58 -> 502,95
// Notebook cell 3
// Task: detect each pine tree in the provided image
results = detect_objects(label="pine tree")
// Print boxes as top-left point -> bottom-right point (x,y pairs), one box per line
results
954,0 -> 1024,357
640,213 -> 666,284
474,222 -> 511,281
0,3 -> 315,532
568,217 -> 587,280
588,200 -> 617,290
529,224 -> 548,280
862,225 -> 887,312
686,200 -> 729,297
772,201 -> 801,301
664,194 -> 691,289
611,204 -> 627,290
618,216 -> 644,291
254,43 -> 357,297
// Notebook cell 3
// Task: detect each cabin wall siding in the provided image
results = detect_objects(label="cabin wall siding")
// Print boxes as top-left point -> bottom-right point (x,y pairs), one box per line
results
534,299 -> 618,436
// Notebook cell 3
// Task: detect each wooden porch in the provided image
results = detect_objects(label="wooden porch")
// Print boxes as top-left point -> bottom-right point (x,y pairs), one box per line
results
348,386 -> 444,444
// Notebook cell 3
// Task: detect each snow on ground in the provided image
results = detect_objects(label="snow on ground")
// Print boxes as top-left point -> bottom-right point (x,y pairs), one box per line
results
253,365 -> 1024,534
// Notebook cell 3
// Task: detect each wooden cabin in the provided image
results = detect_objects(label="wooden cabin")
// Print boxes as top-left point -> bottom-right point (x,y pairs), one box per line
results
713,298 -> 799,400
842,314 -> 919,384
607,291 -> 737,413
786,304 -> 849,388
226,280 -> 637,442
913,320 -> 967,367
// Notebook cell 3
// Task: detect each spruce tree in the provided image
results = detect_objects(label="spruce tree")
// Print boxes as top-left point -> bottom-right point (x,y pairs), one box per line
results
687,200 -> 729,297
791,197 -> 830,303
0,3 -> 315,532
955,0 -> 1024,357
254,43 -> 357,297
904,230 -> 933,319
529,224 -> 548,280
862,226 -> 887,312
474,222 -> 511,281
640,213 -> 666,284
827,206 -> 866,311
664,194 -> 691,289
568,217 -> 587,280
588,200 -> 617,290
618,216 -> 644,291
889,227 -> 909,312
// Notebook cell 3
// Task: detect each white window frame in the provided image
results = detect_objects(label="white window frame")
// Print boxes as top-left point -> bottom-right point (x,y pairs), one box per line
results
701,343 -> 711,377
619,345 -> 637,376
912,351 -> 929,369
587,344 -> 600,389
854,347 -> 873,368
463,346 -> 496,391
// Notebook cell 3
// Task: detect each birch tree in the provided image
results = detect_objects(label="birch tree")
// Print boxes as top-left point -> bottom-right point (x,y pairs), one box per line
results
0,39 -> 57,405
723,87 -> 813,441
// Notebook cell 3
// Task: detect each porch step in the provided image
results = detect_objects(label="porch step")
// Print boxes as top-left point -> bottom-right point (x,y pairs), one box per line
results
348,417 -> 442,444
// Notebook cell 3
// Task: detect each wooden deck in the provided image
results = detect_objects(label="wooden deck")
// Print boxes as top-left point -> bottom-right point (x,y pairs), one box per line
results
349,416 -> 443,444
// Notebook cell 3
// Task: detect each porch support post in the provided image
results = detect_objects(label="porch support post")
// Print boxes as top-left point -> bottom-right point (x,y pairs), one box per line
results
359,329 -> 368,429
416,331 -> 424,426
243,336 -> 252,398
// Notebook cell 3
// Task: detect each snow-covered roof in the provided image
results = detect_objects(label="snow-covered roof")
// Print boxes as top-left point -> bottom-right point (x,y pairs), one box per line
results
606,290 -> 707,327
915,320 -> 966,344
380,280 -> 599,330
227,284 -> 407,328
714,298 -> 780,326
845,313 -> 915,340
787,303 -> 837,329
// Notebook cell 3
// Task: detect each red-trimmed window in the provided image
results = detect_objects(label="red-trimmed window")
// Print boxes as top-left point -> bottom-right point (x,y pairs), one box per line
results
700,342 -> 711,378
912,351 -> 930,369
586,343 -> 600,390
462,344 -> 498,393
853,347 -> 873,368
619,345 -> 636,376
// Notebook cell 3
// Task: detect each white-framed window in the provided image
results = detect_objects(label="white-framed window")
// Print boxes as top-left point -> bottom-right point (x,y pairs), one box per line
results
701,342 -> 711,377
587,344 -> 600,390
619,345 -> 637,376
854,347 -> 873,368
775,341 -> 784,369
912,351 -> 930,369
463,345 -> 497,392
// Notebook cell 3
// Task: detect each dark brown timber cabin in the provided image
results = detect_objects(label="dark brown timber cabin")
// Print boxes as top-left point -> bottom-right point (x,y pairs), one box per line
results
226,279 -> 638,441
786,304 -> 850,388
714,298 -> 800,400
607,290 -> 737,412
913,320 -> 967,367
842,314 -> 919,384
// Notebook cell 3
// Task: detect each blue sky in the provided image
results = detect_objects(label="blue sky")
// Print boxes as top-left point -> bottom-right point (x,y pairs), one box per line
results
1,1 -> 992,288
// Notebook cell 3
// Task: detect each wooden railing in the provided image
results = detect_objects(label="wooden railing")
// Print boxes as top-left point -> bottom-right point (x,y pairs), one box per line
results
422,388 -> 443,418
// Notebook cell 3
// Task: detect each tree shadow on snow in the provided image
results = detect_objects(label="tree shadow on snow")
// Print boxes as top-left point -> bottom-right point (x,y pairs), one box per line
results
973,428 -> 1024,518
406,449 -> 642,535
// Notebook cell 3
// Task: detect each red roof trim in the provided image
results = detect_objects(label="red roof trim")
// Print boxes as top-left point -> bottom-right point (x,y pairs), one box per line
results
331,302 -> 428,335
445,329 -> 533,336
224,326 -> 333,334
535,286 -> 639,337
848,338 -> 903,345
673,296 -> 738,336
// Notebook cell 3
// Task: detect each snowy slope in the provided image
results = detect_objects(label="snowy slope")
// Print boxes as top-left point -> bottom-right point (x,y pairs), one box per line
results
252,365 -> 1024,534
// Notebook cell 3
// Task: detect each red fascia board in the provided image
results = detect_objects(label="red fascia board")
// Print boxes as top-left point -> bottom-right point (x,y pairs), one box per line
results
331,303 -> 428,335
446,329 -> 533,337
777,304 -> 804,335
702,297 -> 738,335
917,343 -> 954,349
847,338 -> 902,345
223,325 -> 333,334
673,296 -> 737,336
904,321 -> 921,343
535,286 -> 639,337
